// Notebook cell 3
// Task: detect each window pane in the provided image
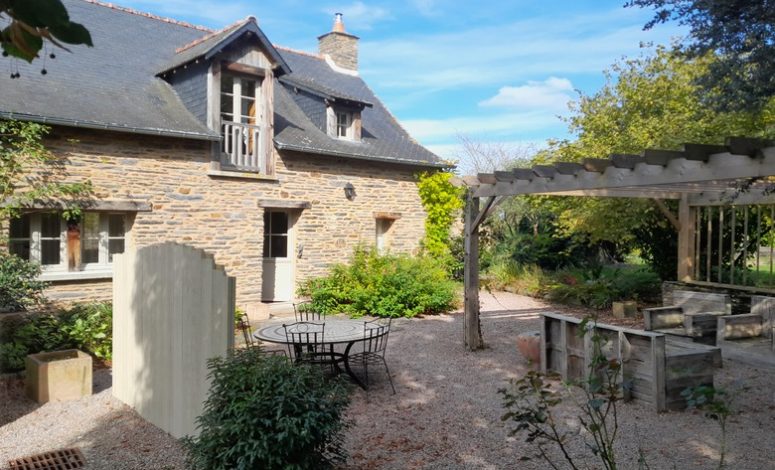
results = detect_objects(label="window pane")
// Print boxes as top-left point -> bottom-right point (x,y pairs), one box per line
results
40,213 -> 60,238
108,214 -> 124,237
221,75 -> 234,93
270,235 -> 287,258
9,215 -> 30,239
82,213 -> 99,264
108,239 -> 125,262
220,98 -> 233,116
9,240 -> 30,260
270,212 -> 288,234
41,240 -> 60,265
241,98 -> 256,123
241,79 -> 256,97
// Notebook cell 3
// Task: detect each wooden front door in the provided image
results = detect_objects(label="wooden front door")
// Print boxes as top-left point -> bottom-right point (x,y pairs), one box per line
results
261,210 -> 295,302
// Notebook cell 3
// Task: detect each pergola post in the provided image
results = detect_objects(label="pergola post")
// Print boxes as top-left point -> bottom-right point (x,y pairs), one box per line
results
677,194 -> 697,281
464,189 -> 484,350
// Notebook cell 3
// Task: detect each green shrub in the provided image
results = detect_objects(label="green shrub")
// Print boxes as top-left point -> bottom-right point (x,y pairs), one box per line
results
299,248 -> 458,318
60,302 -> 113,361
0,302 -> 112,373
183,347 -> 350,470
0,251 -> 48,312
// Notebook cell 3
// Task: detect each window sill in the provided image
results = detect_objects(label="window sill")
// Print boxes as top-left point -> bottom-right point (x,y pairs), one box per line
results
207,169 -> 278,181
39,270 -> 113,282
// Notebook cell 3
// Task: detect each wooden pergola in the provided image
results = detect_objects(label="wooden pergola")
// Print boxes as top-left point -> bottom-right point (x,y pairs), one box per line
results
462,137 -> 775,350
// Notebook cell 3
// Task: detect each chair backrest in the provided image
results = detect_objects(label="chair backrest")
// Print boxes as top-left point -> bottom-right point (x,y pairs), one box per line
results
237,312 -> 256,349
294,301 -> 324,322
363,318 -> 392,355
283,321 -> 325,359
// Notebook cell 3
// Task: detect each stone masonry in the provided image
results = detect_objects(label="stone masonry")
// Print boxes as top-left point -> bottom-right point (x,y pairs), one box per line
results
317,31 -> 359,71
31,127 -> 428,309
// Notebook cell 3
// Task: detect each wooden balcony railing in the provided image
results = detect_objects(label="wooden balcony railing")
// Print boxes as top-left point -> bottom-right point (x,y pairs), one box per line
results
221,121 -> 264,172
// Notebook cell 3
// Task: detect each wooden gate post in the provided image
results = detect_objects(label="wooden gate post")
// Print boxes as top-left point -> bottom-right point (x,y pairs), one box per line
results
677,194 -> 697,281
464,189 -> 484,350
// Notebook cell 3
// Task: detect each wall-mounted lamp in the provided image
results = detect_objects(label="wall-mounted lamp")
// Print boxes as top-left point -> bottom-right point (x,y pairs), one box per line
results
344,182 -> 356,200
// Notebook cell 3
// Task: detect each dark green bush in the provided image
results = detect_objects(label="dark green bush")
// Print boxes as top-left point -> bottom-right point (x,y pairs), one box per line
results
0,302 -> 112,373
183,347 -> 350,470
299,248 -> 458,318
0,251 -> 48,312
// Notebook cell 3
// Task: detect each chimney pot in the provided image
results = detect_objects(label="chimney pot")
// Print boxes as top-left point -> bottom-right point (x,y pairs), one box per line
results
333,13 -> 345,32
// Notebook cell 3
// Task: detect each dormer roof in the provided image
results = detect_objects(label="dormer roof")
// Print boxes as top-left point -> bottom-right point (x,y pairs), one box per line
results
159,17 -> 291,76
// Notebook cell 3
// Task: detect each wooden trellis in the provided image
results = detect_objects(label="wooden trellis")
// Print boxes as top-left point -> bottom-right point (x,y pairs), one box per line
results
462,138 -> 775,350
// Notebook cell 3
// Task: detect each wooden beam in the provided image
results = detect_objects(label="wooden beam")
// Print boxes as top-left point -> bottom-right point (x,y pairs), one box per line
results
554,162 -> 584,175
472,196 -> 496,231
611,153 -> 643,169
512,168 -> 535,180
473,149 -> 775,198
547,189 -> 683,199
726,137 -> 775,156
677,194 -> 697,281
688,189 -> 775,206
464,190 -> 484,351
1,199 -> 152,212
222,60 -> 267,77
476,173 -> 497,185
373,211 -> 401,220
652,198 -> 680,232
682,143 -> 727,162
532,165 -> 557,178
643,149 -> 683,166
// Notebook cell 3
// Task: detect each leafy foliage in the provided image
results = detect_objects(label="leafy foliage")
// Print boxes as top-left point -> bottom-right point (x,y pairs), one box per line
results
0,251 -> 47,311
0,302 -> 112,372
0,0 -> 93,63
183,347 -> 350,470
682,385 -> 734,469
417,171 -> 464,260
0,120 -> 93,220
298,248 -> 458,318
627,0 -> 775,112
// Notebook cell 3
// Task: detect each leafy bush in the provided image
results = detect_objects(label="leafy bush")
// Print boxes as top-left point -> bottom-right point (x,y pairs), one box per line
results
0,251 -> 48,312
183,347 -> 350,470
417,171 -> 464,260
299,248 -> 458,318
0,302 -> 112,373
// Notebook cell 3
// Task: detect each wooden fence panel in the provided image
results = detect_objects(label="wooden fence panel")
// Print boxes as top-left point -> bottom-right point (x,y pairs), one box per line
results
112,243 -> 235,438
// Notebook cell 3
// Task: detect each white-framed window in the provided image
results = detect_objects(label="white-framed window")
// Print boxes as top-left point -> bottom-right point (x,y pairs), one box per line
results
8,212 -> 127,273
375,218 -> 392,254
220,73 -> 260,126
220,72 -> 265,172
336,111 -> 353,139
263,210 -> 289,259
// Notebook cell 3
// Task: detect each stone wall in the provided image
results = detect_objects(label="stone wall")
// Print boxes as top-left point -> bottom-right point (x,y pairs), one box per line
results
317,31 -> 358,70
29,127 -> 429,308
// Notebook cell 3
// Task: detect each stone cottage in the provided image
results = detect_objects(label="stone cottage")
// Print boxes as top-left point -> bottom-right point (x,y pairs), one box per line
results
0,0 -> 447,311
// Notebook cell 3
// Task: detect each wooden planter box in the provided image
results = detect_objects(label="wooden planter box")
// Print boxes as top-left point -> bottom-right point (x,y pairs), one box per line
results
26,349 -> 92,404
612,301 -> 638,319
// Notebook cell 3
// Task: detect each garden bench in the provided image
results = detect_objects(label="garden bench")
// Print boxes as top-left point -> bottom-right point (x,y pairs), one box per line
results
643,290 -> 731,343
716,295 -> 775,370
541,312 -> 720,412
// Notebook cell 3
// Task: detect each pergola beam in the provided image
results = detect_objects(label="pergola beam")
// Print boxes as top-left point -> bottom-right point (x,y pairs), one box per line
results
473,149 -> 775,198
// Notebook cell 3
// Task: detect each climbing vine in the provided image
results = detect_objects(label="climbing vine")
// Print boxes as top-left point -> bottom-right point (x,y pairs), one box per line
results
417,171 -> 464,259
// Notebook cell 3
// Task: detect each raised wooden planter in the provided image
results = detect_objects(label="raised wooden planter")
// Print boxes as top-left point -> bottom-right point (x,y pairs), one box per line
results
541,312 -> 719,412
612,301 -> 637,319
26,349 -> 92,404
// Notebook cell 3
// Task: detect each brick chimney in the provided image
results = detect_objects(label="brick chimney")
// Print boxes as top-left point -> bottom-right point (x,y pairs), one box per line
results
318,13 -> 359,71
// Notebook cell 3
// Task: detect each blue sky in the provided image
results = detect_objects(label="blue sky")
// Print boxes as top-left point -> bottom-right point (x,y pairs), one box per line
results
121,0 -> 684,168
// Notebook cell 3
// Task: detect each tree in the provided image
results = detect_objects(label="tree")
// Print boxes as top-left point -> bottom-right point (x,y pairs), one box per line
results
627,0 -> 775,112
1,119 -> 92,220
539,46 -> 775,278
1,0 -> 92,65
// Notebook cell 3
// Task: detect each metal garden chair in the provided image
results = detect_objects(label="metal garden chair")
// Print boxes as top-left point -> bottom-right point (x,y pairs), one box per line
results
237,311 -> 286,357
293,300 -> 324,322
349,318 -> 396,394
282,321 -> 329,366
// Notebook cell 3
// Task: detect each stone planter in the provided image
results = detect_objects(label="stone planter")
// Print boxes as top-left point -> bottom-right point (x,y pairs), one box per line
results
612,301 -> 638,319
517,331 -> 541,364
26,349 -> 92,404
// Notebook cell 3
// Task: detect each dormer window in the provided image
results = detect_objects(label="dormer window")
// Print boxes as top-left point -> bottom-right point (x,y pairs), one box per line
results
327,105 -> 361,141
218,70 -> 270,174
336,111 -> 353,139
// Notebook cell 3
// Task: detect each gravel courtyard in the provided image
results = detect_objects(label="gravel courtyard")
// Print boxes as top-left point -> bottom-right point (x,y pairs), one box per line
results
2,291 -> 775,469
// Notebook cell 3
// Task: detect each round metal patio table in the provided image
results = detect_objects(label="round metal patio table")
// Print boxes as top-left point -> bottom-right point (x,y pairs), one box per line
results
254,319 -> 375,389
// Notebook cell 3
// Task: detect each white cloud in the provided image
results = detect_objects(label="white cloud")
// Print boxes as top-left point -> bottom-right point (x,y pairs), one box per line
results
400,110 -> 563,142
410,0 -> 438,17
480,77 -> 574,111
360,7 -> 684,91
323,2 -> 392,30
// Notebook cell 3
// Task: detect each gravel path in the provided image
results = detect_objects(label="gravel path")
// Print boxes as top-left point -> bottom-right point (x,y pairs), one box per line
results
2,291 -> 775,469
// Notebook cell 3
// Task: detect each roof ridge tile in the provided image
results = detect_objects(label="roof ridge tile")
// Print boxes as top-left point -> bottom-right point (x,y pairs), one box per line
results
81,0 -> 212,32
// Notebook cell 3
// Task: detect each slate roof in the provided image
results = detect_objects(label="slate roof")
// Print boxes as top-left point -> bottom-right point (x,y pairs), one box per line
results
0,0 -> 444,167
